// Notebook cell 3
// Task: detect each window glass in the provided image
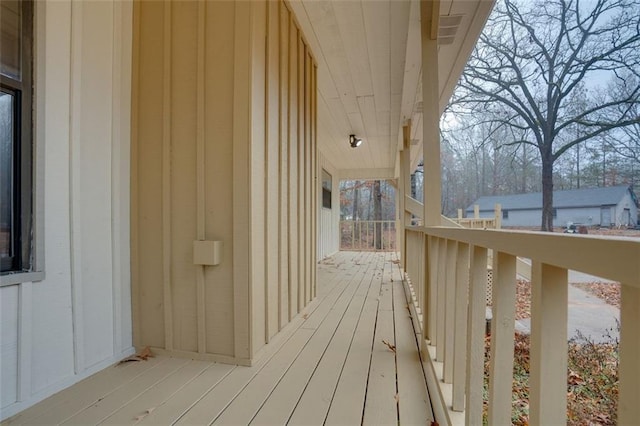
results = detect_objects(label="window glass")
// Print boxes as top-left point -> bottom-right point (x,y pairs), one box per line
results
0,91 -> 14,259
1,1 -> 22,80
322,170 -> 332,209
1,0 -> 31,276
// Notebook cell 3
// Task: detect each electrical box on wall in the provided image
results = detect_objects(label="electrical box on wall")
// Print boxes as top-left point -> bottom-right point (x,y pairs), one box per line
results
193,240 -> 223,266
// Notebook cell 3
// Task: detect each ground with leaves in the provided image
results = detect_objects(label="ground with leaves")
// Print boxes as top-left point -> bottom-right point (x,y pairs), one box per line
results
483,259 -> 621,425
483,331 -> 619,425
572,282 -> 621,308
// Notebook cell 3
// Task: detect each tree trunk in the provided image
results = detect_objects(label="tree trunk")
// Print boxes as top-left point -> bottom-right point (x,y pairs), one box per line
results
373,180 -> 382,250
353,181 -> 360,220
541,157 -> 554,231
410,173 -> 417,199
521,145 -> 527,193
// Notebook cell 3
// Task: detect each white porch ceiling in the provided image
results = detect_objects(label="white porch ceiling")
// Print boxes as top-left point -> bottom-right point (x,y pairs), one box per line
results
288,0 -> 494,178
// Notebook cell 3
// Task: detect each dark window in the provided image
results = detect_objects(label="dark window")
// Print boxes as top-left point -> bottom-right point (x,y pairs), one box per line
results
1,0 -> 33,274
502,210 -> 509,219
322,169 -> 332,209
553,208 -> 558,218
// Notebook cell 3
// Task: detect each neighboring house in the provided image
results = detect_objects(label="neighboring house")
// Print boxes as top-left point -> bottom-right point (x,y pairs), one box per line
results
466,185 -> 639,227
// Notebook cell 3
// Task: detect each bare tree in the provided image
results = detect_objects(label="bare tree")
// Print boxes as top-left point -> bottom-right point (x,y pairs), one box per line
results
452,0 -> 640,230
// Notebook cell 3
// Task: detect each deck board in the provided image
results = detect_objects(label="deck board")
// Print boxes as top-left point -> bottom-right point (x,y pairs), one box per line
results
100,360 -> 212,425
363,253 -> 400,425
269,252 -> 384,425
137,363 -> 234,425
247,253 -> 377,425
5,357 -> 163,426
393,264 -> 434,424
6,252 -> 433,426
60,358 -> 190,425
323,254 -> 383,426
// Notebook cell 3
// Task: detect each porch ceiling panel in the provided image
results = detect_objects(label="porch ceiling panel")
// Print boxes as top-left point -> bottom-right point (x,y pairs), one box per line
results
288,0 -> 494,177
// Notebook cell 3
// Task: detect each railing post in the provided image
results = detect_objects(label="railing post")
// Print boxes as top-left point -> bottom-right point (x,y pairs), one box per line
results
465,246 -> 488,425
494,203 -> 502,229
400,123 -> 411,268
474,204 -> 479,219
529,262 -> 568,425
452,242 -> 470,412
487,252 -> 517,425
618,283 -> 640,424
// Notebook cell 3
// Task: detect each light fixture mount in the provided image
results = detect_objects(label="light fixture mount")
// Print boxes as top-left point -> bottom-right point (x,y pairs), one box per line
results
349,134 -> 363,148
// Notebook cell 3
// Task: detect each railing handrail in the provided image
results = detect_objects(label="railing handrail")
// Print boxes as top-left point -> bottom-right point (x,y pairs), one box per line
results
340,220 -> 397,252
339,219 -> 396,223
407,225 -> 640,286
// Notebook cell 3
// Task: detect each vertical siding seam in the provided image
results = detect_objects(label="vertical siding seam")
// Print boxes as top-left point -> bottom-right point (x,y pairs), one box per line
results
162,0 -> 174,351
312,64 -> 317,298
297,31 -> 304,313
277,0 -> 283,332
110,0 -> 122,358
263,0 -> 270,345
130,0 -> 141,349
196,0 -> 207,355
68,0 -> 85,375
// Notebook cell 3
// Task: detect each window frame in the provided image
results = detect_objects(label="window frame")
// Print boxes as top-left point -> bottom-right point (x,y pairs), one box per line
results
1,0 -> 34,278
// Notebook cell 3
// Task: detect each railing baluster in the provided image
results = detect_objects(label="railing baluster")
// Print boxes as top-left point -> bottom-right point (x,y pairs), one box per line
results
452,242 -> 470,411
352,222 -> 355,249
427,235 -> 438,343
529,262 -> 568,424
444,240 -> 458,383
465,246 -> 487,424
487,252 -> 517,425
436,239 -> 447,361
418,232 -> 424,319
618,283 -> 640,424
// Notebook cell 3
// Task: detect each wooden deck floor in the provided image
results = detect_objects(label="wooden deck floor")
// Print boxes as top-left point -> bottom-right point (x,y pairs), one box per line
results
6,252 -> 433,425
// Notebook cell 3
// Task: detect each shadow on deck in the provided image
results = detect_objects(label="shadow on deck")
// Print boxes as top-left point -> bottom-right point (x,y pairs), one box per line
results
6,252 -> 433,425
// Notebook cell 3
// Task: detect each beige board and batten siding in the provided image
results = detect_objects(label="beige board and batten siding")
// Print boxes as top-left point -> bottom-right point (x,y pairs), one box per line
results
132,0 -> 317,366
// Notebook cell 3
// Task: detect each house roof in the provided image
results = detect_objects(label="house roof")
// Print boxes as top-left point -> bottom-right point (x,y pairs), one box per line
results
466,185 -> 636,212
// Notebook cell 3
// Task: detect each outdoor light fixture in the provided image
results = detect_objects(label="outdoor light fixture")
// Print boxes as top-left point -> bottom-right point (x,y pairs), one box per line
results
349,134 -> 363,148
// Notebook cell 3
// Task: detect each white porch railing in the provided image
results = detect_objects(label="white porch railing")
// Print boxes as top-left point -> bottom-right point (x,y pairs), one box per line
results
339,220 -> 397,251
403,226 -> 640,425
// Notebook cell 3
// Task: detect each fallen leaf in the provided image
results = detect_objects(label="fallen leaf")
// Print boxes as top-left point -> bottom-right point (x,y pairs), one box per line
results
138,346 -> 153,360
133,407 -> 155,422
119,347 -> 154,364
303,313 -> 309,319
382,339 -> 396,353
